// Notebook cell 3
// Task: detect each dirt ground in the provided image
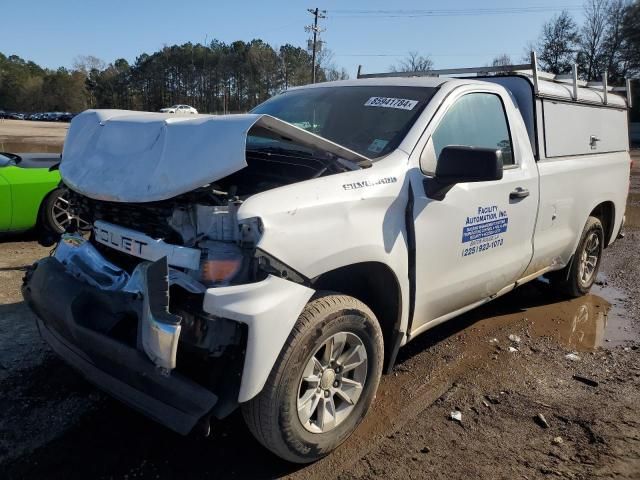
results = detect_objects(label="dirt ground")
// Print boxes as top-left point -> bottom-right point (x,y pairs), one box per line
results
0,119 -> 67,152
0,134 -> 638,479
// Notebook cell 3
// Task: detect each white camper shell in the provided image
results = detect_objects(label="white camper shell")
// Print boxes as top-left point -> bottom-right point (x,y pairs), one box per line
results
23,53 -> 632,463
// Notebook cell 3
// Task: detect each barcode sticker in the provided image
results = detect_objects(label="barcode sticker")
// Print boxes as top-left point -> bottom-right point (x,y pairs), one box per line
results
364,97 -> 419,110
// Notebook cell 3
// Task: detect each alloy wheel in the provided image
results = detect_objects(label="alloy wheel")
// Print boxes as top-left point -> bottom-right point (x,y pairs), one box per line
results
50,193 -> 90,232
578,231 -> 600,287
297,331 -> 368,434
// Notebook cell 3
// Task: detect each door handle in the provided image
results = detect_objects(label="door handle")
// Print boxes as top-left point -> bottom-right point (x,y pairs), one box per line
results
509,187 -> 530,200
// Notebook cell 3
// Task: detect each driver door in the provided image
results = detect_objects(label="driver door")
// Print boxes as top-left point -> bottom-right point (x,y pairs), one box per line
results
409,88 -> 539,333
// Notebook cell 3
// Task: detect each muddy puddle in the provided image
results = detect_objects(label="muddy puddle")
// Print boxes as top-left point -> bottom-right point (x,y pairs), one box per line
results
443,277 -> 638,353
529,283 -> 632,351
0,141 -> 62,153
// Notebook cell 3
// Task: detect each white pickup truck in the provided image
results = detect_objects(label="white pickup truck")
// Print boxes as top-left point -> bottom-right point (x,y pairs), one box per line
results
23,56 -> 631,463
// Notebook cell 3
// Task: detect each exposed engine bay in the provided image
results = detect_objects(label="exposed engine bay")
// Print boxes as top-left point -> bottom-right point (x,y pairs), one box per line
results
65,139 -> 354,290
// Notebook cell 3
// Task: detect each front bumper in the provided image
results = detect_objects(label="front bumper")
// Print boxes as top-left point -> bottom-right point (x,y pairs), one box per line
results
22,257 -> 218,435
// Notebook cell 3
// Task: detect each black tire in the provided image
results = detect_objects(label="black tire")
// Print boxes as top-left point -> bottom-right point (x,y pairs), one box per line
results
241,292 -> 384,463
549,216 -> 604,297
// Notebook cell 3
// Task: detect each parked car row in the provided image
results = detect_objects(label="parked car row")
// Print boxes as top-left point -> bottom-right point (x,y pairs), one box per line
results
2,108 -> 201,120
26,112 -> 77,122
0,111 -> 25,120
0,111 -> 77,122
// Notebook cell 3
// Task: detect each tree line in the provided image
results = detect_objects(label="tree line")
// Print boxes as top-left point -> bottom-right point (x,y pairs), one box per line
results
0,39 -> 346,114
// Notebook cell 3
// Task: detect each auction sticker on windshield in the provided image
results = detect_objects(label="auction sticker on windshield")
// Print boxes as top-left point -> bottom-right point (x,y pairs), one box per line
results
364,97 -> 419,110
368,139 -> 389,153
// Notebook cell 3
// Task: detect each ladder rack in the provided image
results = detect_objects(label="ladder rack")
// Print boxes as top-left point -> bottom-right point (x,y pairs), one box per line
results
357,51 -> 632,108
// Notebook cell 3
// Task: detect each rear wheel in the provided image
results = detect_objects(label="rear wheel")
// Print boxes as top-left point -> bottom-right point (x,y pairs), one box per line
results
241,293 -> 383,463
549,216 -> 604,297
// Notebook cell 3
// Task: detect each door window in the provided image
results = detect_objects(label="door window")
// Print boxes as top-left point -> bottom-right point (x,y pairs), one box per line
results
430,93 -> 514,169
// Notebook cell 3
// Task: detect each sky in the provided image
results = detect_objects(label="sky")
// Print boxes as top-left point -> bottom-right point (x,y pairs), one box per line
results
2,1 -> 587,78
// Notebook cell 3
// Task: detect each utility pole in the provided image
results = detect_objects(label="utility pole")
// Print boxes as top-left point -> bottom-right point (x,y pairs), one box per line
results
305,8 -> 326,83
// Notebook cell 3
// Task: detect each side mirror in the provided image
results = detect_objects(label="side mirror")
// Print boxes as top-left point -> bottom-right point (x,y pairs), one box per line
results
424,146 -> 504,200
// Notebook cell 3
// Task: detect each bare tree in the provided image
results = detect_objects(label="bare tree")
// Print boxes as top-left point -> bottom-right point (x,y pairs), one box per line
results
601,0 -> 630,81
391,52 -> 434,72
536,10 -> 579,74
520,41 -> 538,63
578,0 -> 608,80
73,55 -> 106,75
326,67 -> 349,81
576,0 -> 635,82
486,54 -> 514,76
621,0 -> 640,76
312,48 -> 349,82
492,54 -> 513,67
528,2 -> 634,81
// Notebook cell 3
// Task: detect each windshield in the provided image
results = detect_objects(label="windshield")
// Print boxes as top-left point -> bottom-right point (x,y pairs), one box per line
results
251,85 -> 436,159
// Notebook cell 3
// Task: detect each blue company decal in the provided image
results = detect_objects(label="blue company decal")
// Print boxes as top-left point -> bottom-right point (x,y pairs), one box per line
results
461,206 -> 508,257
462,217 -> 508,242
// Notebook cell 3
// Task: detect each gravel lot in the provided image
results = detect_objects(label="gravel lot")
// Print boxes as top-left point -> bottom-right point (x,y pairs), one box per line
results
0,126 -> 638,479
0,119 -> 67,153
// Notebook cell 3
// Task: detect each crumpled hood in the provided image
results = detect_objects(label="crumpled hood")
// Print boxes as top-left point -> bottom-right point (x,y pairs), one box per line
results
61,109 -> 370,203
61,110 -> 261,202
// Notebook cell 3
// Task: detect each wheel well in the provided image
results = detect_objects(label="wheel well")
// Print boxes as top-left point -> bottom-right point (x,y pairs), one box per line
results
311,262 -> 402,367
589,201 -> 615,247
36,188 -> 57,228
35,187 -> 66,246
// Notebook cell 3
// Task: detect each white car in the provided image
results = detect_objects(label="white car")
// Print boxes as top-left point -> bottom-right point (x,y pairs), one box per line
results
23,54 -> 631,463
159,104 -> 198,114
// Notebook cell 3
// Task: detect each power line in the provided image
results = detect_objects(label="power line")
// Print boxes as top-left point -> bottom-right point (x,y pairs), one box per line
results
334,53 -> 523,58
330,5 -> 583,18
332,5 -> 583,14
305,8 -> 326,84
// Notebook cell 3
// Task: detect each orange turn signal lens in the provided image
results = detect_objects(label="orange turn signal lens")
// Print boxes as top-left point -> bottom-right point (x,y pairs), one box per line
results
201,259 -> 242,283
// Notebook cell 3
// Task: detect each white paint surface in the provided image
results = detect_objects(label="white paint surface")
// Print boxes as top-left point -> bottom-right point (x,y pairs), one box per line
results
202,275 -> 315,402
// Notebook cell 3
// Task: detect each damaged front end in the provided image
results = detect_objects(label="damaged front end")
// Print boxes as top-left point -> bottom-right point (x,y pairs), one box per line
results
21,110 -> 347,434
22,189 -> 312,434
23,255 -> 221,434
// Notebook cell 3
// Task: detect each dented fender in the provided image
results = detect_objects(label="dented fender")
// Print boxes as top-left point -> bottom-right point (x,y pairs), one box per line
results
202,275 -> 315,402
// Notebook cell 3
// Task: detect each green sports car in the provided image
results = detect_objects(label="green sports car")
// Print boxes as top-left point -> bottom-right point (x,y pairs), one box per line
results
0,152 -> 84,238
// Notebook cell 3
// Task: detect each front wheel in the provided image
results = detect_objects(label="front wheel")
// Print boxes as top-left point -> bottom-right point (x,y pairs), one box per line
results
549,216 -> 604,297
241,293 -> 384,463
38,188 -> 90,246
41,188 -> 75,234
